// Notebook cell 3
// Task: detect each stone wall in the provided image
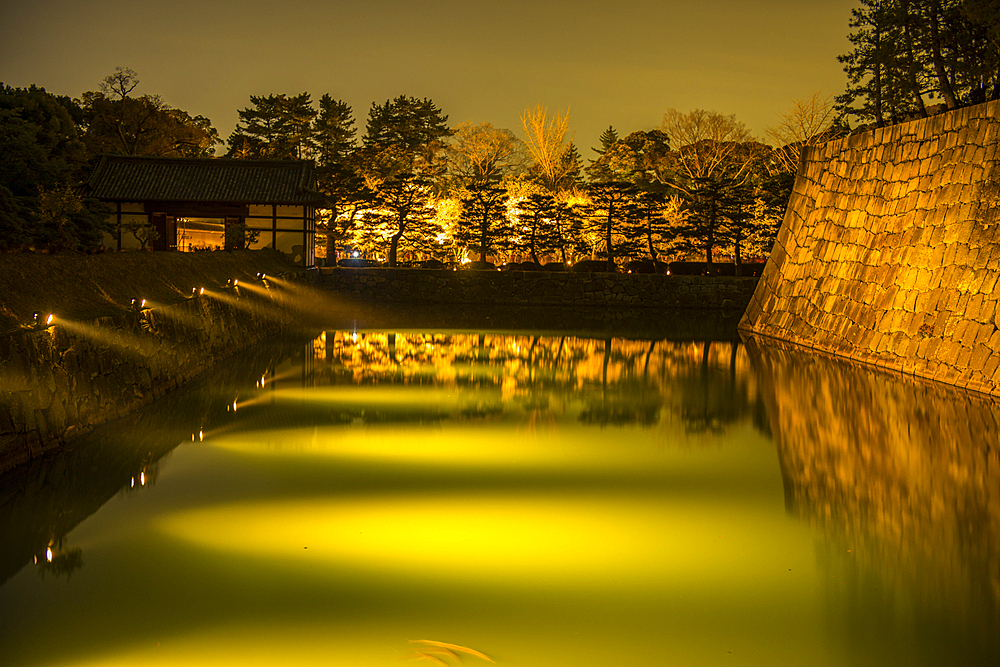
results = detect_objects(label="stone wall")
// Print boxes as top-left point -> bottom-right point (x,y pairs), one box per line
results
318,267 -> 758,310
741,100 -> 1000,395
0,276 -> 307,475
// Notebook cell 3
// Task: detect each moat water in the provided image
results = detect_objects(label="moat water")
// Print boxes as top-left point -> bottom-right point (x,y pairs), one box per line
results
1,311 -> 997,666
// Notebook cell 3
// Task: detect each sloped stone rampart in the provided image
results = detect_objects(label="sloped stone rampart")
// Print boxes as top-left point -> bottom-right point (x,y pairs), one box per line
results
741,100 -> 1000,395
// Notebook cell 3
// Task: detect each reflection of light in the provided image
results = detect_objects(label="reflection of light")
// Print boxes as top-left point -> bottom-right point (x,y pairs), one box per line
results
352,251 -> 359,258
45,548 -> 52,563
130,477 -> 135,488
140,472 -> 145,486
233,401 -> 238,412
351,332 -> 358,342
199,430 -> 204,441
158,494 -> 801,588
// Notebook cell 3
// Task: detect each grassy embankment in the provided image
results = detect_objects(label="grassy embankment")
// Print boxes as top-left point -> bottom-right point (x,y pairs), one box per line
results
0,250 -> 302,336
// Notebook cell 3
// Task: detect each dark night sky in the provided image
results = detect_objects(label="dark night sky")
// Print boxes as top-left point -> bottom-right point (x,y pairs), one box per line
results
0,0 -> 857,151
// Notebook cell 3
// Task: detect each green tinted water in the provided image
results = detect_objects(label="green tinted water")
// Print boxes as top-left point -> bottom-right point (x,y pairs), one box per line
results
1,327 -> 997,666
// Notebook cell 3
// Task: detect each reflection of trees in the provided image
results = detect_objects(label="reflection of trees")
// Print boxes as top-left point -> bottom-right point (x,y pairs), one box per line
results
309,330 -> 766,432
672,340 -> 750,434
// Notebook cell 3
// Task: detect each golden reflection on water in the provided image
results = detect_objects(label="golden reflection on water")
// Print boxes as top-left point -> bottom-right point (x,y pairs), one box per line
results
157,493 -> 802,586
5,329 -> 999,666
745,335 -> 1000,664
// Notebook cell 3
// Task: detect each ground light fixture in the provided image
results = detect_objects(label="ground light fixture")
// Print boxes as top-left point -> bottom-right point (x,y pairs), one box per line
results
226,278 -> 239,289
130,298 -> 146,312
32,312 -> 54,329
191,287 -> 204,297
255,272 -> 266,281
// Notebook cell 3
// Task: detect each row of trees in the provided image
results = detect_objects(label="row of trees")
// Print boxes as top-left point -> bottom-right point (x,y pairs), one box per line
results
0,70 -> 794,266
221,90 -> 792,270
838,0 -> 999,127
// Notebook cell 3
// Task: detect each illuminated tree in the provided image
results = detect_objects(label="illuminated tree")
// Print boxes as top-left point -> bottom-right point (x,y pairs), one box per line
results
367,175 -> 440,266
680,176 -> 758,271
441,122 -> 528,192
624,189 -> 670,263
513,193 -> 556,264
312,96 -> 370,262
586,130 -> 672,186
549,199 -> 588,263
584,181 -> 637,270
455,184 -> 510,262
0,84 -> 109,249
520,105 -> 579,194
836,0 -> 1000,128
765,93 -> 844,175
314,94 -> 356,167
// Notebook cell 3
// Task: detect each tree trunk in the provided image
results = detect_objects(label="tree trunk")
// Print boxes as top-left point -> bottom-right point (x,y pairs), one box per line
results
928,0 -> 960,109
605,204 -> 614,271
902,2 -> 928,118
874,25 -> 886,127
705,197 -> 717,273
734,229 -> 743,277
530,214 -> 539,265
479,209 -> 489,262
389,214 -> 404,267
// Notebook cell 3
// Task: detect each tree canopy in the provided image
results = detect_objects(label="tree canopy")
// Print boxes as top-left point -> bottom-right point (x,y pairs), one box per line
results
837,0 -> 1000,128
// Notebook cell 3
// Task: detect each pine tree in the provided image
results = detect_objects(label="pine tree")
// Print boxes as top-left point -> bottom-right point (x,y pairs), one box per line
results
227,93 -> 317,159
455,184 -> 510,263
361,96 -> 451,180
836,0 -> 1000,128
680,176 -> 755,271
364,174 -> 439,266
584,181 -> 637,271
625,189 -> 668,264
513,193 -> 556,264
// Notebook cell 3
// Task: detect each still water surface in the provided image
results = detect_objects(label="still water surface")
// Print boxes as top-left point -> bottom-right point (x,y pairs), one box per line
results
1,321 -> 997,666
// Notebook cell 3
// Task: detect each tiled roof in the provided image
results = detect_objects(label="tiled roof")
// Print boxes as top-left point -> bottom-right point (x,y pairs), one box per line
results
85,155 -> 321,204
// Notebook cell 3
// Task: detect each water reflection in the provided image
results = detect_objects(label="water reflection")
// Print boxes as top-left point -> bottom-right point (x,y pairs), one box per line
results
0,335 -> 310,587
246,331 -> 766,440
746,335 -> 1000,665
2,322 -> 997,666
